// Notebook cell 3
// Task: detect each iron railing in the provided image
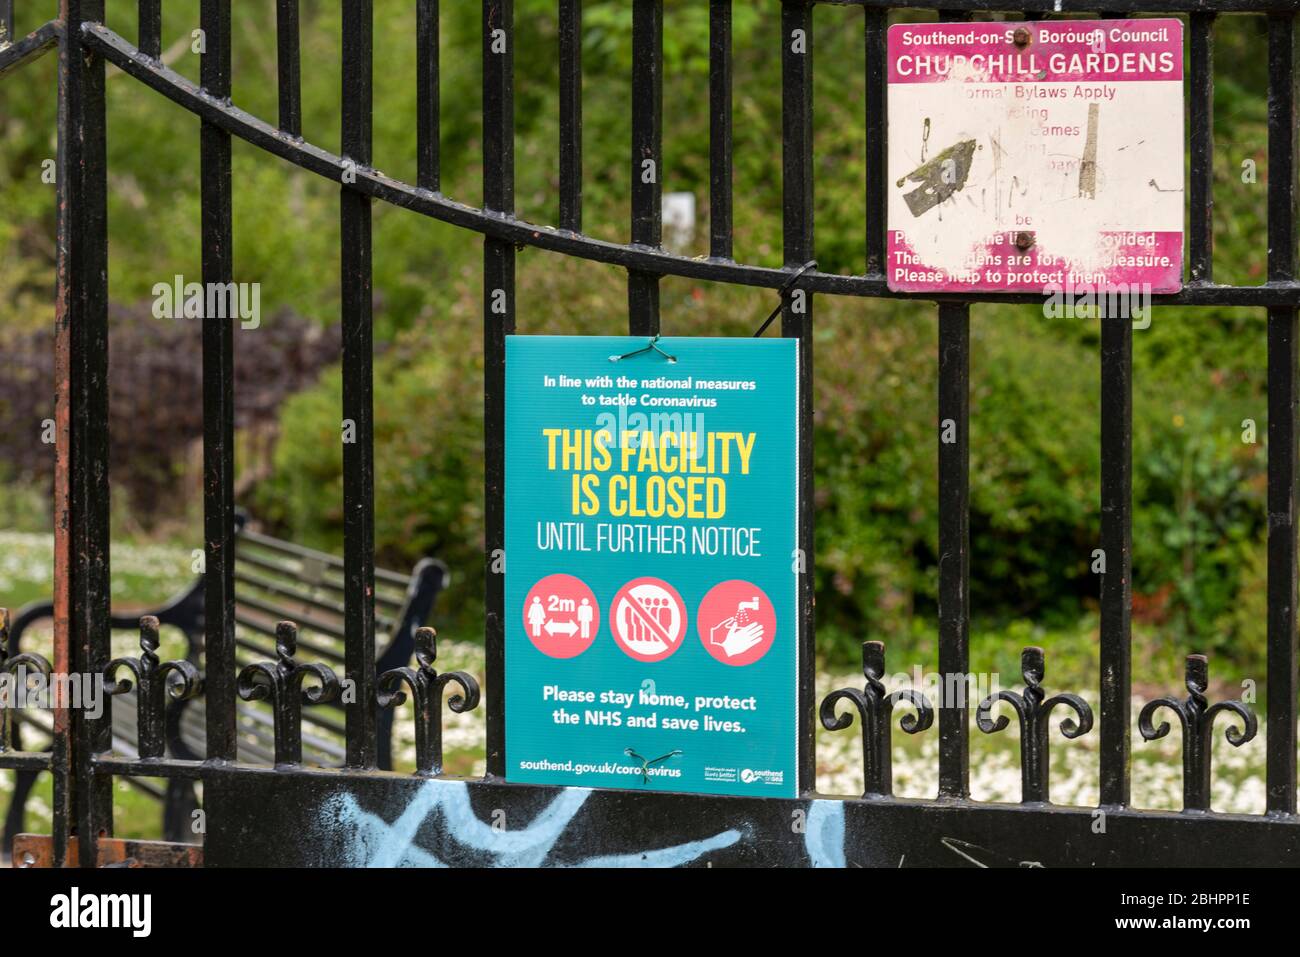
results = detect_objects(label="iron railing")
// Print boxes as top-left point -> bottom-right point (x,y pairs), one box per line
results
0,0 -> 1298,867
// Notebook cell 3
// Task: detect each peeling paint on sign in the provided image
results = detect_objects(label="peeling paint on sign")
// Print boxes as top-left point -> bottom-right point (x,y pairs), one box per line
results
886,19 -> 1184,293
898,138 -> 977,217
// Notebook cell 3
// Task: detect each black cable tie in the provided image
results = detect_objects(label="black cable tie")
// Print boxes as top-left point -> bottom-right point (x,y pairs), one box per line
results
753,260 -> 818,338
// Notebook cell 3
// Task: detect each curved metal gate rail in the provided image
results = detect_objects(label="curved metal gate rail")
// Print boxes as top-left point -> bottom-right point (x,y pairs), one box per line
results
0,0 -> 1298,867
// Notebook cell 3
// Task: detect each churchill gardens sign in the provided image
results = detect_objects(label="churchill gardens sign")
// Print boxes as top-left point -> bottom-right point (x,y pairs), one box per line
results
887,18 -> 1185,295
504,337 -> 799,797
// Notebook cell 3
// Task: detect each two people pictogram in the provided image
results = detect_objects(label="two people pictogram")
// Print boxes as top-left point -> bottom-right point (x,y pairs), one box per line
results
520,574 -> 600,659
527,594 -> 593,639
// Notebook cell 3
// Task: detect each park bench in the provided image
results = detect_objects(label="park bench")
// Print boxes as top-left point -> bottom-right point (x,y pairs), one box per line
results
2,514 -> 449,847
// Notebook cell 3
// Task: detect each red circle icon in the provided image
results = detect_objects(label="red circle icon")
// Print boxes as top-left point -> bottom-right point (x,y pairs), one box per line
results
610,577 -> 687,662
522,574 -> 600,659
696,581 -> 776,666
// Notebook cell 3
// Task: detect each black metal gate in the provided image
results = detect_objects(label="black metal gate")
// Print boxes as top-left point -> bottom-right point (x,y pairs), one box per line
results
1,0 -> 1298,867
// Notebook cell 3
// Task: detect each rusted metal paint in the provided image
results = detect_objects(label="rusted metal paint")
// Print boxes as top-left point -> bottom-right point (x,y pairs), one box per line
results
12,835 -> 202,868
52,0 -> 75,872
0,20 -> 61,79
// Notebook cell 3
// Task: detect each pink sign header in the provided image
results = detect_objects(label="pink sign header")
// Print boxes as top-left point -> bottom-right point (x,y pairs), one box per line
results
888,231 -> 1183,294
888,19 -> 1183,85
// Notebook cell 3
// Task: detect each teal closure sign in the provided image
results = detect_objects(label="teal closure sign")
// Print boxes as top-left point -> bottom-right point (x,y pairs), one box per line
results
505,335 -> 799,798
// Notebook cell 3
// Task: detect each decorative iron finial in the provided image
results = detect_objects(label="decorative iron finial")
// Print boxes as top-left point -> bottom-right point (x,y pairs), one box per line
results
1139,654 -> 1257,811
377,627 -> 481,775
237,621 -> 341,766
819,641 -> 933,797
104,616 -> 203,759
1,607 -> 53,754
976,647 -> 1093,804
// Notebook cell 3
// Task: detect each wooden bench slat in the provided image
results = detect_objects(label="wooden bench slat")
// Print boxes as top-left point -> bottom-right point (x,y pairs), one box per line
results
232,569 -> 398,632
12,711 -> 167,795
239,529 -> 411,588
234,593 -> 347,641
178,703 -> 345,763
234,549 -> 407,610
233,617 -> 345,664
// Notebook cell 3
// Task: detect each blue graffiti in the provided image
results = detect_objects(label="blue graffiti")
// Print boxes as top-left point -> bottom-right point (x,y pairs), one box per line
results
320,779 -> 856,867
321,779 -> 746,868
804,800 -> 846,868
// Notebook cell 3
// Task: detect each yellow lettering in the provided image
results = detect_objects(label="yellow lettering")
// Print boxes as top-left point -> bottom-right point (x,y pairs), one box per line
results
735,432 -> 756,474
544,428 -> 563,470
593,430 -> 612,471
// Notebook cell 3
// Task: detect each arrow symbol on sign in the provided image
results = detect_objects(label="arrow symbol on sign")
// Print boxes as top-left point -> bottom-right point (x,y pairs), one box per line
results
545,619 -> 578,637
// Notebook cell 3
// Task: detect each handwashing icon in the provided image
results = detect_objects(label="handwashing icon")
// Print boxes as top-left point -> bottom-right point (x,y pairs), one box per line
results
696,581 -> 777,667
708,597 -> 765,659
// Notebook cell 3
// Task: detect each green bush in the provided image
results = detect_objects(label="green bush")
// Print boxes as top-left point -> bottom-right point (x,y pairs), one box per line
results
251,9 -> 1276,675
0,5 -> 1279,678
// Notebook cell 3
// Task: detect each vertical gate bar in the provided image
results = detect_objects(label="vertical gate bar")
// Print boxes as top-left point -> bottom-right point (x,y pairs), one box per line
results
138,0 -> 161,59
628,0 -> 662,335
1267,305 -> 1299,816
708,0 -> 732,260
782,0 -> 815,793
199,0 -> 238,766
52,17 -> 73,864
1268,16 -> 1298,288
558,0 -> 581,231
0,0 -> 10,43
863,7 -> 886,277
1266,12 -> 1299,817
483,0 -> 514,777
937,303 -> 970,799
52,0 -> 72,872
417,0 -> 439,191
276,0 -> 302,138
342,0 -> 377,769
59,0 -> 113,869
935,8 -> 971,803
77,0 -> 115,868
1098,318 -> 1133,807
1188,12 -> 1214,284
1092,0 -> 1137,817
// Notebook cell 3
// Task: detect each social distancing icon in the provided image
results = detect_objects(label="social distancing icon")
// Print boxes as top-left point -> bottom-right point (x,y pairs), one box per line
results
522,574 -> 599,659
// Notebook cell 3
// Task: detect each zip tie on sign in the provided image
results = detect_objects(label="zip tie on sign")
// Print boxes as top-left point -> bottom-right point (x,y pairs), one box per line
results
609,334 -> 678,364
753,260 -> 817,338
624,747 -> 683,783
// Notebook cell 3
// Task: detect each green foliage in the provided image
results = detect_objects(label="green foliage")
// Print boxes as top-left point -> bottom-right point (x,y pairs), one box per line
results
0,7 -> 1280,679
1133,402 -> 1265,657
